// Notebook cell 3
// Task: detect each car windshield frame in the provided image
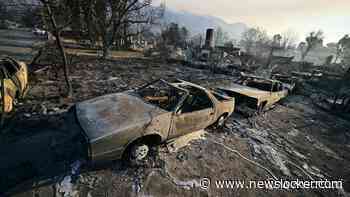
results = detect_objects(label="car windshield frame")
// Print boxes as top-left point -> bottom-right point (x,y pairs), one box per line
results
135,79 -> 188,112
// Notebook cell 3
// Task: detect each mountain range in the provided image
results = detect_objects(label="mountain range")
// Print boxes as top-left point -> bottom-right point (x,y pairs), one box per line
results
4,0 -> 249,40
161,8 -> 249,40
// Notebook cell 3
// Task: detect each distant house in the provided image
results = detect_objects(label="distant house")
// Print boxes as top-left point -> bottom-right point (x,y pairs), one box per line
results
129,34 -> 158,51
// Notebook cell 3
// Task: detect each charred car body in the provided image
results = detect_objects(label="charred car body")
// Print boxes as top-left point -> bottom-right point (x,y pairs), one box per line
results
215,73 -> 294,115
0,57 -> 28,113
75,79 -> 235,162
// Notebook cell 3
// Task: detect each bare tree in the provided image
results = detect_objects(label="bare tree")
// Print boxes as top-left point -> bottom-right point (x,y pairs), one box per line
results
161,23 -> 189,48
39,0 -> 73,97
265,34 -> 282,68
81,0 -> 164,58
240,27 -> 269,56
281,29 -> 298,50
215,26 -> 229,46
336,34 -> 350,66
334,42 -> 343,64
0,0 -> 73,97
298,41 -> 306,58
300,30 -> 324,61
190,34 -> 203,47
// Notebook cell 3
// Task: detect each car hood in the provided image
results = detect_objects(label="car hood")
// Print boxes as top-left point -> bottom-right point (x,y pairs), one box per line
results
76,92 -> 167,142
219,83 -> 272,100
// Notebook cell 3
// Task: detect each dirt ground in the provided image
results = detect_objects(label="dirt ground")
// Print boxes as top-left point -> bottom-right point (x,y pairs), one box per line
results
1,56 -> 349,197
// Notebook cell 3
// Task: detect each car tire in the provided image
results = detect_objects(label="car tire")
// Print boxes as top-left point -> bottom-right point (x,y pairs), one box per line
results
216,115 -> 227,128
129,143 -> 150,164
258,102 -> 267,114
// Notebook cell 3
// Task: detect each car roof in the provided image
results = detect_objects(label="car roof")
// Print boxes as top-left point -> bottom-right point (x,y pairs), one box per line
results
166,79 -> 207,92
240,72 -> 281,83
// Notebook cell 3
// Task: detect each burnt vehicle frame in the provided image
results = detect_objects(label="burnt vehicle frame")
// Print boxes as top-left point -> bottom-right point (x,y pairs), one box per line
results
75,79 -> 235,162
0,57 -> 29,114
215,74 -> 294,116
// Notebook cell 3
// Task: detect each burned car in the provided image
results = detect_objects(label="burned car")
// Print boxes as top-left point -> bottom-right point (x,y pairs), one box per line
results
215,74 -> 293,115
75,79 -> 235,162
166,46 -> 188,64
0,57 -> 28,113
272,74 -> 297,91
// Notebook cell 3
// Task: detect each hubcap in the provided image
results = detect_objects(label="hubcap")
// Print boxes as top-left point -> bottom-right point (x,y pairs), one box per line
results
218,116 -> 225,127
132,144 -> 149,161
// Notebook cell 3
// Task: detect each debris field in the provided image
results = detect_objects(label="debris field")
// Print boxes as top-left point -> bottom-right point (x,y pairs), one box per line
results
0,56 -> 349,197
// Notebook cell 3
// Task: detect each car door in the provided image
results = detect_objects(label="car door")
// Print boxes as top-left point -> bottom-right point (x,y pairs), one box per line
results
1,78 -> 16,113
269,82 -> 284,103
15,62 -> 28,96
170,88 -> 215,138
274,82 -> 287,100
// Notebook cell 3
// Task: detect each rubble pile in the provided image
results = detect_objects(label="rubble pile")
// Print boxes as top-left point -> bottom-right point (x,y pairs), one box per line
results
12,57 -> 234,121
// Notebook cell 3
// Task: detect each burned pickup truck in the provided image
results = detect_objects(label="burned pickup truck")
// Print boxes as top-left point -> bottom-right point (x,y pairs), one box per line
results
76,79 -> 234,162
215,74 -> 294,116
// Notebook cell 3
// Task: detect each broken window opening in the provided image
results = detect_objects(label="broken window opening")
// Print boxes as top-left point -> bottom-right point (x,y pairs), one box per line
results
241,79 -> 284,92
0,66 -> 9,80
270,82 -> 284,92
137,80 -> 186,111
216,88 -> 258,109
1,60 -> 19,77
211,91 -> 231,102
178,86 -> 213,113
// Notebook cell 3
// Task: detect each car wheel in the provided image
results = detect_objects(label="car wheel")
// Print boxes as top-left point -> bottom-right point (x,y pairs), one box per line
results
129,143 -> 149,162
216,115 -> 226,128
258,102 -> 267,114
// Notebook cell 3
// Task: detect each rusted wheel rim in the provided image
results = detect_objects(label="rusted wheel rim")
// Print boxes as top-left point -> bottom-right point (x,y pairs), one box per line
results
131,144 -> 149,161
217,116 -> 226,127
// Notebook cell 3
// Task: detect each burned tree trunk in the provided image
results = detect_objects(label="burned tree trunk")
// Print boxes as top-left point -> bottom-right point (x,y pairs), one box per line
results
40,0 -> 73,98
301,45 -> 311,61
265,47 -> 275,69
102,35 -> 111,59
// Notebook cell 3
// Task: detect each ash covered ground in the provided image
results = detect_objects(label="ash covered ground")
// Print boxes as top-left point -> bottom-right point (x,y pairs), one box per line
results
1,56 -> 349,197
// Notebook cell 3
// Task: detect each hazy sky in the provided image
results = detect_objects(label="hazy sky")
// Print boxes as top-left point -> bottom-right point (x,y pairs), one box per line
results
156,0 -> 349,43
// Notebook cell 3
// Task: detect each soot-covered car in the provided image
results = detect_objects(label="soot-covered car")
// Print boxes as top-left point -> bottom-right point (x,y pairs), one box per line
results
215,73 -> 294,116
0,57 -> 28,113
75,79 -> 235,162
